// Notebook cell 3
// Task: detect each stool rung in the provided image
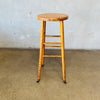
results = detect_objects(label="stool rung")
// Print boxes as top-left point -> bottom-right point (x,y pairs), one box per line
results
46,35 -> 61,37
43,55 -> 62,57
45,46 -> 61,47
43,42 -> 61,45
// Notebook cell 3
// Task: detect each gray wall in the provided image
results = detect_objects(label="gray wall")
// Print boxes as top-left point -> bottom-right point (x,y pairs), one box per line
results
0,0 -> 100,49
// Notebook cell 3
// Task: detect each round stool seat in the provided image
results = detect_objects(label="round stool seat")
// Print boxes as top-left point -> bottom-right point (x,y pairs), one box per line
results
37,13 -> 68,21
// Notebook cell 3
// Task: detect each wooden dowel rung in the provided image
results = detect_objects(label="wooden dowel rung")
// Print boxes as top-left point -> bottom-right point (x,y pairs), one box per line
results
43,42 -> 61,45
43,55 -> 62,57
45,35 -> 61,37
45,46 -> 61,47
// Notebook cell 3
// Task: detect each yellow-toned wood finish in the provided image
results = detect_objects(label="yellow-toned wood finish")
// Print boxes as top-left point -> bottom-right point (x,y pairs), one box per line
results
43,42 -> 61,45
42,21 -> 46,65
37,21 -> 46,80
46,35 -> 61,37
37,13 -> 68,21
37,13 -> 68,83
43,55 -> 62,57
60,21 -> 66,82
45,46 -> 61,47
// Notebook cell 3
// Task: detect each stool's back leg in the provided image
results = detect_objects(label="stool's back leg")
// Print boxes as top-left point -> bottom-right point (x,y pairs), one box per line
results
42,21 -> 46,66
37,21 -> 46,82
60,21 -> 66,83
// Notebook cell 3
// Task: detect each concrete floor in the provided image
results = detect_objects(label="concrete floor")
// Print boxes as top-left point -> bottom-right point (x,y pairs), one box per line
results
0,49 -> 100,100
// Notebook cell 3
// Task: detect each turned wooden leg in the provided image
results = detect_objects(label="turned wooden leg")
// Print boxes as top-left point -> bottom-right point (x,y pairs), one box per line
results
37,21 -> 46,83
60,21 -> 66,83
42,21 -> 46,67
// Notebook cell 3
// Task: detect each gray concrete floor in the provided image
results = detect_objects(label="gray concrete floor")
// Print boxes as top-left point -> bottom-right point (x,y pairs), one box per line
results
0,49 -> 100,100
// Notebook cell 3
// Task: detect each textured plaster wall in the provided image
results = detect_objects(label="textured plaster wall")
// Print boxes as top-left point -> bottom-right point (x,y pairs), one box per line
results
0,0 -> 100,49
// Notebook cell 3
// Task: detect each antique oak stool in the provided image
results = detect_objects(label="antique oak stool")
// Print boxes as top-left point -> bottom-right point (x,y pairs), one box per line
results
36,13 -> 68,83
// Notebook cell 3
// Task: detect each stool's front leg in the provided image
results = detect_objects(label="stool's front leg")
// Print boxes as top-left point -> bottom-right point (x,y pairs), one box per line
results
60,21 -> 66,84
37,21 -> 46,83
42,21 -> 46,67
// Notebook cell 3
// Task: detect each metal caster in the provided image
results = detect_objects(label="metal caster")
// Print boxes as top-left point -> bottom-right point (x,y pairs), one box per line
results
63,80 -> 67,84
42,65 -> 44,67
36,80 -> 40,83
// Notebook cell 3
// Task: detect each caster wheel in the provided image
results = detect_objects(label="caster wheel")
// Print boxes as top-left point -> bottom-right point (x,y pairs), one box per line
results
42,65 -> 44,67
63,80 -> 67,84
36,80 -> 40,83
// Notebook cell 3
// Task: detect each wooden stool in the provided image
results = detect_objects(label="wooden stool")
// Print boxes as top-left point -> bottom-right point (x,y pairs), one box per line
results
36,13 -> 68,83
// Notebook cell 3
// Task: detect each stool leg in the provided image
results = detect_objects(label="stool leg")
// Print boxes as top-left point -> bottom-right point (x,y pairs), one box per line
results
37,21 -> 46,83
60,21 -> 66,84
42,22 -> 46,67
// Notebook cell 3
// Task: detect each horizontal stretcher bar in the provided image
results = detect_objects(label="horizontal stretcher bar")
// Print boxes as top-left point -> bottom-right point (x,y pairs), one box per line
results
43,55 -> 62,57
45,46 -> 61,47
43,42 -> 61,45
45,35 -> 61,37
